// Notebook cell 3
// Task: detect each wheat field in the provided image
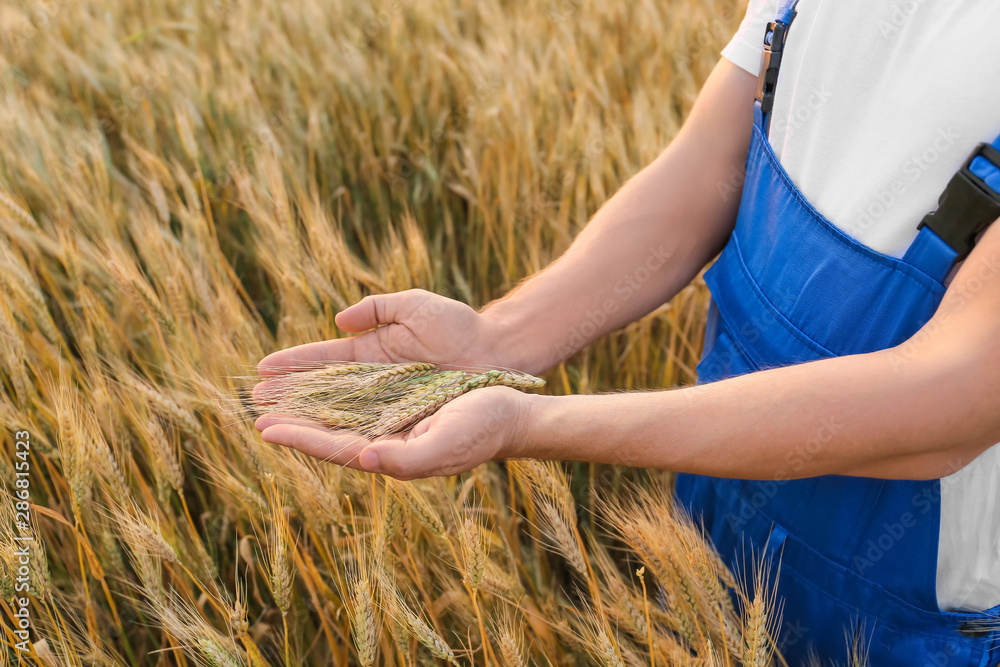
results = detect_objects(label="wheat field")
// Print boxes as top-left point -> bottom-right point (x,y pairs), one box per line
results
0,0 -> 859,664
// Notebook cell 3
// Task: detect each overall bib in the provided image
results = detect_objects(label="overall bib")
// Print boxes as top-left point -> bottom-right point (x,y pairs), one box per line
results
674,4 -> 1000,665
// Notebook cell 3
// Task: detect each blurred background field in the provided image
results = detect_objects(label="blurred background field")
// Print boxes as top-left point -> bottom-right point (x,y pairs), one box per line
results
0,0 -> 790,664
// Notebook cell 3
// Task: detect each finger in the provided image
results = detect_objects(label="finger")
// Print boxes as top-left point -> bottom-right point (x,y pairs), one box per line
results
252,378 -> 288,405
257,338 -> 359,376
260,423 -> 375,468
334,290 -> 429,333
254,413 -> 324,431
358,424 -> 458,479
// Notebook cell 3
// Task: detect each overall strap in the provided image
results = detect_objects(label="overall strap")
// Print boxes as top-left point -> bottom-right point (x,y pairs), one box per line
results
905,136 -> 1000,279
754,1 -> 800,136
750,0 -> 1000,280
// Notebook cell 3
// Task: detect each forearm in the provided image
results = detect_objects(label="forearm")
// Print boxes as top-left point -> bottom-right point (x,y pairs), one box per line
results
515,345 -> 998,480
481,62 -> 756,375
510,201 -> 1000,482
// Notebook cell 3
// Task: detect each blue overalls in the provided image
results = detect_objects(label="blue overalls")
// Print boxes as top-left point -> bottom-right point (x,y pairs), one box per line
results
674,3 -> 1000,664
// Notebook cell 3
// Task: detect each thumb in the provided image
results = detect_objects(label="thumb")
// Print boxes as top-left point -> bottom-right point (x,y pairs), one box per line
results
357,429 -> 450,480
335,290 -> 430,333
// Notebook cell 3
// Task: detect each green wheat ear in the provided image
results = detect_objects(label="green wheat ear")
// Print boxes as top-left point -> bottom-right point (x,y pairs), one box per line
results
255,362 -> 545,437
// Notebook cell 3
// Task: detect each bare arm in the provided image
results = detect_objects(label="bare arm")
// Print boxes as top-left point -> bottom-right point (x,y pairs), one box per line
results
258,57 -> 1000,482
511,222 -> 1000,481
482,60 -> 758,374
262,221 -> 999,481
257,57 -> 1000,483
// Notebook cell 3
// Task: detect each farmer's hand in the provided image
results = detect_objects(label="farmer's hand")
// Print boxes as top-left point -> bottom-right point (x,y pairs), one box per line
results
255,386 -> 530,480
256,289 -> 504,376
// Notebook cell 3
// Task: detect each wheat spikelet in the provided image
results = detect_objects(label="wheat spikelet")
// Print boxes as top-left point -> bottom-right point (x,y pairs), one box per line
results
153,594 -> 247,667
125,375 -> 205,440
672,504 -> 739,619
846,628 -> 871,667
743,594 -> 768,667
377,565 -> 457,662
28,540 -> 52,601
509,459 -> 576,517
76,399 -> 131,503
741,564 -> 780,667
377,488 -> 404,551
579,610 -> 626,667
591,539 -> 648,640
498,632 -> 527,667
55,385 -> 94,508
349,575 -> 379,666
402,486 -> 447,537
594,631 -> 626,667
0,546 -> 16,600
144,415 -> 184,500
106,255 -> 176,334
0,189 -> 36,229
264,499 -> 294,614
0,244 -> 59,344
364,361 -> 438,386
164,275 -> 191,328
491,610 -> 527,667
538,500 -> 588,577
395,595 -> 457,663
278,453 -> 346,534
112,504 -> 178,563
230,577 -> 250,637
3,517 -> 52,601
461,514 -> 487,590
198,639 -> 243,667
0,300 -> 28,404
175,108 -> 200,162
480,561 -> 524,597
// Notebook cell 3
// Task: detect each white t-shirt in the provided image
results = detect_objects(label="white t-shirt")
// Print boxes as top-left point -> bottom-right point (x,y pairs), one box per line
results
722,0 -> 1000,612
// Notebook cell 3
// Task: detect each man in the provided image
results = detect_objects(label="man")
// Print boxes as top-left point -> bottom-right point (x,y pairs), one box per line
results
255,1 -> 1000,663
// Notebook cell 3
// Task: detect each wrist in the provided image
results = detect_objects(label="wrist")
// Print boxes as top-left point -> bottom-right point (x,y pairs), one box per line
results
473,307 -> 511,368
501,392 -> 553,460
478,304 -> 558,375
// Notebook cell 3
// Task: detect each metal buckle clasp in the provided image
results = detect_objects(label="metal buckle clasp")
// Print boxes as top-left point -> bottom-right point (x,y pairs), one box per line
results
755,21 -> 791,116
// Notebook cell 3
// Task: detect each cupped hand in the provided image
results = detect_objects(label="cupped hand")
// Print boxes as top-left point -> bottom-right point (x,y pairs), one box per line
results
256,289 -> 499,376
255,385 -> 531,480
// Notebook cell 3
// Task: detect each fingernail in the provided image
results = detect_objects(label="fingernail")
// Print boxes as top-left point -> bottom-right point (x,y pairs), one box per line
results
359,448 -> 379,472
